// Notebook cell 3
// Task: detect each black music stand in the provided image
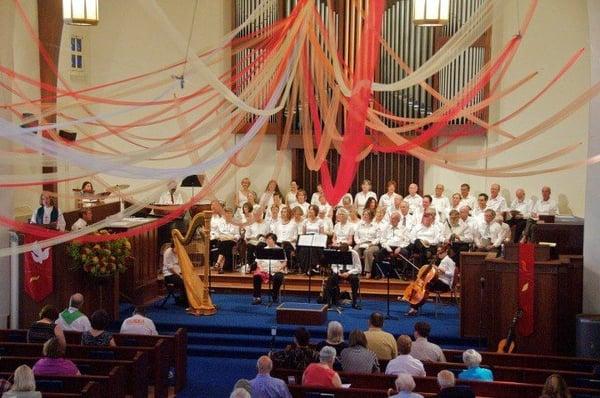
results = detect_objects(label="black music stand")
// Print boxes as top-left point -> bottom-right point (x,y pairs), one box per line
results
322,249 -> 354,314
374,257 -> 400,320
256,246 -> 286,307
297,234 -> 327,303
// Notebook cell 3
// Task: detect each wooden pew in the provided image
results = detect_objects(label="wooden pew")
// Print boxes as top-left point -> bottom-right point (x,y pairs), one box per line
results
0,347 -> 147,398
0,328 -> 187,394
0,364 -> 123,398
42,381 -> 101,398
288,385 -> 388,398
442,349 -> 600,373
273,369 -> 600,398
422,362 -> 599,390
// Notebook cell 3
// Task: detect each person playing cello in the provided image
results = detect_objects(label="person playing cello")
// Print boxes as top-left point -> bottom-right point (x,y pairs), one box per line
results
404,244 -> 456,317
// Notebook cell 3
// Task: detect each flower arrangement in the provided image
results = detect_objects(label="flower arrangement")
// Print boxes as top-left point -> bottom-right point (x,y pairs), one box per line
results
67,230 -> 132,279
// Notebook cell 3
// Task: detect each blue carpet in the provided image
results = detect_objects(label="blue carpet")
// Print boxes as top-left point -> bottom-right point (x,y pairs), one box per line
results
119,293 -> 481,397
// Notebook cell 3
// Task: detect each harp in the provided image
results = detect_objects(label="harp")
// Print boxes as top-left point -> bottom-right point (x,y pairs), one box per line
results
171,211 -> 217,316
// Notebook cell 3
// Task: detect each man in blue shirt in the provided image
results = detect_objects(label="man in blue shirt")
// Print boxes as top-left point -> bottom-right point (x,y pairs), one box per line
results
249,356 -> 292,398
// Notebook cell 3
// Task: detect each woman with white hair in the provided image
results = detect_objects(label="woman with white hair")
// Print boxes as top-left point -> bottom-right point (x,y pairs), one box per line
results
458,349 -> 493,381
2,365 -> 41,398
317,321 -> 348,359
388,373 -> 424,398
302,346 -> 342,388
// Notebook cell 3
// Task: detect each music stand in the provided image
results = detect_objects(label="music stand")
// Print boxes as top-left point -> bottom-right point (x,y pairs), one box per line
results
256,246 -> 286,307
297,234 -> 327,303
322,249 -> 354,314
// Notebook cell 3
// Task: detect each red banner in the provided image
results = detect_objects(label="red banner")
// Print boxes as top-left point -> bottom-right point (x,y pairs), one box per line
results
518,242 -> 535,336
23,234 -> 54,302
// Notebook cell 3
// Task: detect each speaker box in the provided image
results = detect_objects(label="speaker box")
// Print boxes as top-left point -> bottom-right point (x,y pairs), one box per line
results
576,314 -> 600,358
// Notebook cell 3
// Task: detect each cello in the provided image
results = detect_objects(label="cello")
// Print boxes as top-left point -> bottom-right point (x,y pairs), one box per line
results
401,259 -> 438,305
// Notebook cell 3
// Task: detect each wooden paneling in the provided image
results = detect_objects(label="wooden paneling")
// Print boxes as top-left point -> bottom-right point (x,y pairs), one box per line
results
293,149 -> 421,198
460,253 -> 584,355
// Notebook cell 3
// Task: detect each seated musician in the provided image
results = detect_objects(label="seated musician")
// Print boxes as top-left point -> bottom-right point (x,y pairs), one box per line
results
521,186 -> 558,243
246,207 -> 269,268
473,209 -> 502,253
162,243 -> 188,305
31,193 -> 66,231
353,209 -> 380,279
375,212 -> 410,279
443,209 -> 473,262
157,180 -> 184,205
78,180 -> 101,207
408,211 -> 442,265
322,243 -> 361,309
273,207 -> 297,268
508,188 -> 531,243
252,233 -> 286,305
209,200 -> 224,266
406,245 -> 455,317
71,208 -> 93,232
297,205 -> 324,274
214,208 -> 240,274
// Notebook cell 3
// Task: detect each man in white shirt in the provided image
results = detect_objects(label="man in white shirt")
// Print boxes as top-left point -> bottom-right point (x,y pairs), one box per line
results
405,183 -> 423,215
409,212 -> 441,265
521,186 -> 559,243
460,206 -> 477,232
375,212 -> 412,279
157,180 -> 184,205
432,184 -> 450,219
56,293 -> 91,332
398,201 -> 416,233
532,186 -> 558,216
508,188 -> 531,243
71,209 -> 93,232
486,184 -> 508,215
471,193 -> 489,222
120,306 -> 158,335
473,209 -> 503,252
385,335 -> 426,377
459,183 -> 476,211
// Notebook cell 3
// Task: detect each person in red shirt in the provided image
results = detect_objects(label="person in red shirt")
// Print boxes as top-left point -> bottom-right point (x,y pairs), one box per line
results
302,346 -> 342,388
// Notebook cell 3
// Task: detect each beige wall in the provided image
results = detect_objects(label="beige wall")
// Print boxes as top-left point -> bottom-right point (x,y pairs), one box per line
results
424,0 -> 591,216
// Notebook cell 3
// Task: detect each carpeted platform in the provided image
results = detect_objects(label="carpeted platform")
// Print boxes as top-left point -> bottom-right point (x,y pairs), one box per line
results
120,293 -> 482,397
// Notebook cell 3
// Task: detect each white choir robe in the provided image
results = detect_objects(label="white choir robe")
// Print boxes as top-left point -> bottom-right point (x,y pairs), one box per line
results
532,198 -> 558,216
510,198 -> 533,219
443,219 -> 473,243
473,219 -> 503,248
409,223 -> 442,246
487,195 -> 509,214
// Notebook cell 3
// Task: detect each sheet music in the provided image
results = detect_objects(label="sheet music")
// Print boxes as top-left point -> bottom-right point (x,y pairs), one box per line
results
297,233 -> 327,248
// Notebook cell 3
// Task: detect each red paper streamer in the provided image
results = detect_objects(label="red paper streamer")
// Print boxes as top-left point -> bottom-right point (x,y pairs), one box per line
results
518,242 -> 535,337
23,234 -> 54,302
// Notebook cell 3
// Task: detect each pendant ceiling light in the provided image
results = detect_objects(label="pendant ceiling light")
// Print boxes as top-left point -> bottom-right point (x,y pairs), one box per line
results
413,0 -> 450,27
63,0 -> 99,26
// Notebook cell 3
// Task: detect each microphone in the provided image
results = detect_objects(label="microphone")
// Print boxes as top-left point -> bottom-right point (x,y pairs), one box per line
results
480,276 -> 485,289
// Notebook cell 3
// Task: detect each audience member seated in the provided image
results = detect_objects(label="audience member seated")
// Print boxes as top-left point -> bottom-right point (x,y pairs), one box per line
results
340,329 -> 379,373
385,335 -> 426,377
365,312 -> 398,361
81,310 -> 116,347
302,346 -> 342,388
410,321 -> 446,362
32,338 -> 80,376
271,327 -> 318,370
436,370 -> 475,398
56,293 -> 91,332
458,349 -> 493,382
540,374 -> 572,398
0,379 -> 10,396
1,365 -> 40,398
70,208 -> 92,232
229,388 -> 251,398
120,306 -> 158,335
233,379 -> 252,396
316,321 -> 348,358
27,305 -> 66,347
387,373 -> 424,398
249,356 -> 292,398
